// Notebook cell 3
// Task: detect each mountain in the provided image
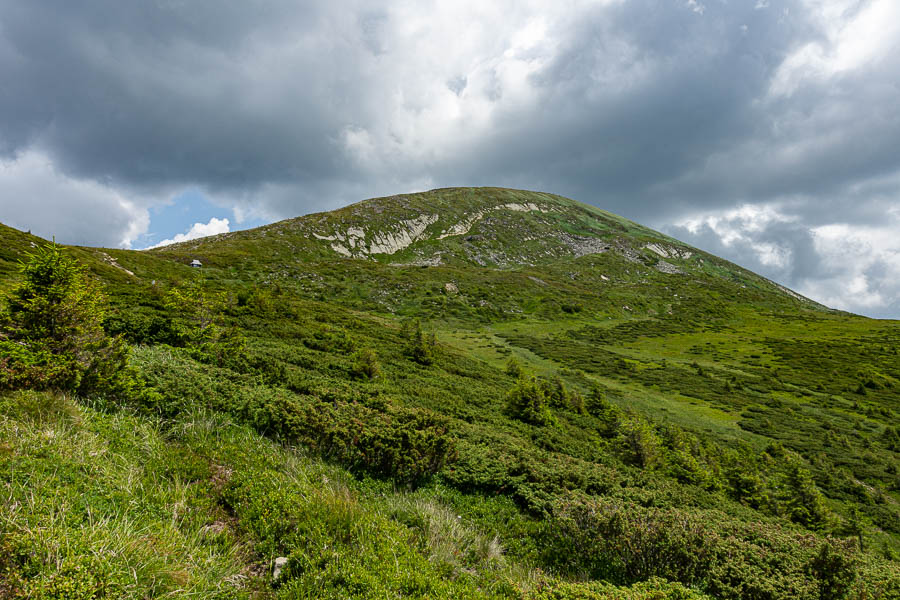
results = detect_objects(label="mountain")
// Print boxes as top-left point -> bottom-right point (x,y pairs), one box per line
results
1,188 -> 898,599
153,186 -> 816,296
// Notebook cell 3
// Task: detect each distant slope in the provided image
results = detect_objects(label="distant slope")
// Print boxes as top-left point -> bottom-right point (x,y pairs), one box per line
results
148,187 -> 825,311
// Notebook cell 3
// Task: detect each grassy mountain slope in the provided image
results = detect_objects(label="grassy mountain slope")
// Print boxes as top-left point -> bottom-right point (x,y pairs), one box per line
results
1,188 -> 898,599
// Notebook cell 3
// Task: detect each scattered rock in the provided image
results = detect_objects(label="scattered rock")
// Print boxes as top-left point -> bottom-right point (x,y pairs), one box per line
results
273,556 -> 289,583
655,260 -> 683,275
97,251 -> 136,277
210,464 -> 233,493
558,234 -> 610,258
444,282 -> 459,295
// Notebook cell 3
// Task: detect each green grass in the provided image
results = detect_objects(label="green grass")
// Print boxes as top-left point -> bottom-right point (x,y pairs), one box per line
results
2,187 -> 899,598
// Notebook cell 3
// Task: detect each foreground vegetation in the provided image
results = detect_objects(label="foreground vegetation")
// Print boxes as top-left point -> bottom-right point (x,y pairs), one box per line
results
1,187 -> 898,598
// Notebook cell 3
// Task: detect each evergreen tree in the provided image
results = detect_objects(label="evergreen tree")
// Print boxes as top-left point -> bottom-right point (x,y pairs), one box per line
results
506,376 -> 554,426
405,319 -> 436,365
0,243 -> 130,395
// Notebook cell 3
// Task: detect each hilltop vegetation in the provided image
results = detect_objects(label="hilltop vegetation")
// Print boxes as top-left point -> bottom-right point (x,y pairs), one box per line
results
1,188 -> 898,599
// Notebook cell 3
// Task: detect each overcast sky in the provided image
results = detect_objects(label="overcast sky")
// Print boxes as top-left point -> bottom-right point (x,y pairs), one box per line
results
1,0 -> 898,318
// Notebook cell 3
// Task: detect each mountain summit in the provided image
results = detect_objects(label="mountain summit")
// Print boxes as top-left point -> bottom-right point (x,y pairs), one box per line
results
151,187 -> 818,310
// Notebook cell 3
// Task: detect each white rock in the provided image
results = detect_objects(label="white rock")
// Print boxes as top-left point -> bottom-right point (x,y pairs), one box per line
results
273,556 -> 289,583
331,243 -> 352,257
437,203 -> 546,239
645,243 -> 670,258
369,214 -> 438,254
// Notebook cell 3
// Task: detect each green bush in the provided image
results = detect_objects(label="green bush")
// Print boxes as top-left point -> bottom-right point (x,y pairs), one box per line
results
505,357 -> 524,378
136,347 -> 456,485
506,376 -> 554,426
303,325 -> 355,354
620,418 -> 663,469
807,543 -> 857,600
103,309 -> 182,346
164,282 -> 246,366
527,577 -> 712,599
541,375 -> 569,409
350,348 -> 381,380
404,320 -> 436,366
782,461 -> 831,530
542,498 -> 715,585
541,498 -> 872,600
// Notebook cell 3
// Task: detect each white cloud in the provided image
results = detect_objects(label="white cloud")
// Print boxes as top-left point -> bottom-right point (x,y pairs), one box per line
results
679,204 -> 797,244
672,204 -> 900,318
769,0 -> 900,97
0,149 -> 149,248
686,0 -> 705,15
805,222 -> 900,313
148,217 -> 230,249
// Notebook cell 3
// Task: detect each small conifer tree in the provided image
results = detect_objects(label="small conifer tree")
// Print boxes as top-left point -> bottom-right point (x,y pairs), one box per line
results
506,376 -> 554,426
0,243 -> 130,396
164,282 -> 246,366
405,319 -> 436,365
505,357 -> 524,378
350,348 -> 381,380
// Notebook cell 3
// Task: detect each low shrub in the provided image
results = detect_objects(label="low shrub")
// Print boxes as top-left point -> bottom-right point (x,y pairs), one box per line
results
540,497 -> 874,600
506,376 -> 554,426
136,347 -> 456,485
349,348 -> 381,380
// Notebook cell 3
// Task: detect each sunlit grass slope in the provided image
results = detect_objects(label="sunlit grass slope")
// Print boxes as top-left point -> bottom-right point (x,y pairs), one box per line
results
1,187 -> 898,598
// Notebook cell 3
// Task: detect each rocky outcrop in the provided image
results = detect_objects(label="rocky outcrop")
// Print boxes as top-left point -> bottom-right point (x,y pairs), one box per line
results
437,203 -> 547,239
368,214 -> 438,254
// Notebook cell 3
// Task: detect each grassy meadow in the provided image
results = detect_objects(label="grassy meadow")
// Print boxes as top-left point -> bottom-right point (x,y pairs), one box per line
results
1,188 -> 898,598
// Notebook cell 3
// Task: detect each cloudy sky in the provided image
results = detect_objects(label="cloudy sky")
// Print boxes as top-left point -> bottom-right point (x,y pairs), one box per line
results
0,0 -> 898,318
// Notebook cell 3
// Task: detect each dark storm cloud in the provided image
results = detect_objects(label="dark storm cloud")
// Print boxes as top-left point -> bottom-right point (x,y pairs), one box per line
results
667,218 -> 826,285
426,1 -> 803,215
2,0 -> 802,204
1,0 -> 898,315
0,0 -> 341,187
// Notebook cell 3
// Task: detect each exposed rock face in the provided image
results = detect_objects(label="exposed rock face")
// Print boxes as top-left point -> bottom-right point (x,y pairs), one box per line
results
559,234 -> 610,258
96,251 -> 136,277
645,243 -> 692,260
301,198 -> 700,271
318,215 -> 439,257
306,203 -> 554,260
655,260 -> 683,274
368,214 -> 438,254
437,202 -> 547,239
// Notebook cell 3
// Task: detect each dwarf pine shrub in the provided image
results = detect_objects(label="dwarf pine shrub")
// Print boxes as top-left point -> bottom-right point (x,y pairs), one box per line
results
506,376 -> 554,426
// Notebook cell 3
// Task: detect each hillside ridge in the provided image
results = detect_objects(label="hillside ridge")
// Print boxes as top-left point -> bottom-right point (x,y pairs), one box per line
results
144,187 -> 824,309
